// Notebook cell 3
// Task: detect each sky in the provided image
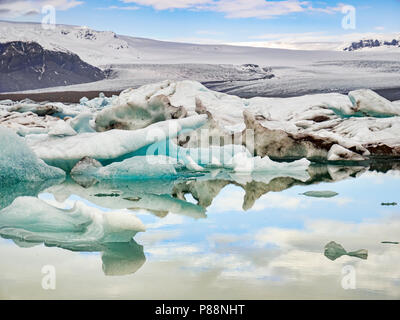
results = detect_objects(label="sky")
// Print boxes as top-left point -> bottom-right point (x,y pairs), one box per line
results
0,0 -> 400,48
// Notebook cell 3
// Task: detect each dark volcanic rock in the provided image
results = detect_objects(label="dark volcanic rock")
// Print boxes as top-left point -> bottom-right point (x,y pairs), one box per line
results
343,38 -> 400,51
0,41 -> 105,93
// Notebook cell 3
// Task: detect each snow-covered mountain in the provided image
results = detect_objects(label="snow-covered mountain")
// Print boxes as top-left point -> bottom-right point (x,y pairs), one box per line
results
343,38 -> 400,51
1,20 -> 400,97
0,41 -> 105,92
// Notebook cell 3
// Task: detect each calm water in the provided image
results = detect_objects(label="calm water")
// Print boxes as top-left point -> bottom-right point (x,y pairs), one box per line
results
1,164 -> 400,299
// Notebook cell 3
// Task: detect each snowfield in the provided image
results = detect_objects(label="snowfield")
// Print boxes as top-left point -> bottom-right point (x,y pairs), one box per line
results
1,21 -> 400,97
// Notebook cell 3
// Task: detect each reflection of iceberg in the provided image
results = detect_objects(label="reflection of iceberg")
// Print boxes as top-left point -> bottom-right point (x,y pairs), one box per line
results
45,178 -> 206,219
324,241 -> 368,261
0,197 -> 146,276
0,178 -> 64,210
0,197 -> 145,244
102,241 -> 146,276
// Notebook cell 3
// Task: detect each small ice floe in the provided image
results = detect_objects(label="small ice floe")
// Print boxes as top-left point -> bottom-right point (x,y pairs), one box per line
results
324,241 -> 368,261
381,202 -> 397,206
300,191 -> 338,198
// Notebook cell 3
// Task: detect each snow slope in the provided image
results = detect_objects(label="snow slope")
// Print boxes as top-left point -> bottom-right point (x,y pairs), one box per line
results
1,21 -> 400,98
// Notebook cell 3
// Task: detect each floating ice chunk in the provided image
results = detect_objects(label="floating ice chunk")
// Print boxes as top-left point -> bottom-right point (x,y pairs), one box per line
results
8,101 -> 63,116
72,155 -> 178,180
67,112 -> 95,133
26,114 -> 207,171
70,156 -> 103,176
301,191 -> 338,198
95,93 -> 187,131
0,126 -> 65,182
48,120 -> 77,137
0,111 -> 59,136
80,93 -> 116,110
324,241 -> 368,261
348,89 -> 400,116
327,144 -> 365,161
0,197 -> 145,244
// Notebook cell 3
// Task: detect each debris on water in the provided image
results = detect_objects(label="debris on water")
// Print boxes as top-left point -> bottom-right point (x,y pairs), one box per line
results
381,241 -> 399,244
381,202 -> 397,206
301,191 -> 338,198
94,193 -> 120,197
324,241 -> 368,261
124,196 -> 142,202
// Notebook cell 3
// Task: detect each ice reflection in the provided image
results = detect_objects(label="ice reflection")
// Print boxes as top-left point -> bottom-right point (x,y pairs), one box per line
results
0,162 -> 400,298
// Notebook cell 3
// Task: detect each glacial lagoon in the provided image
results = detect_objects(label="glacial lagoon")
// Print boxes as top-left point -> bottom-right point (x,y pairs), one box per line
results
1,163 -> 400,299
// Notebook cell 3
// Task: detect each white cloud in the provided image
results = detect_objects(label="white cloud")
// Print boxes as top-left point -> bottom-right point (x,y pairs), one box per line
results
0,0 -> 83,18
122,0 -> 212,10
122,0 -> 345,19
227,31 -> 400,50
97,5 -> 140,11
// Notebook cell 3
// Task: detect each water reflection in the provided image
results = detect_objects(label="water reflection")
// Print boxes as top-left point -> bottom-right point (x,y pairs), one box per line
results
1,162 -> 400,298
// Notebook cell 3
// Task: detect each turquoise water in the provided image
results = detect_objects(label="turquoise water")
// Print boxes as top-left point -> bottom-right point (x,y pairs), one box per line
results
1,164 -> 400,299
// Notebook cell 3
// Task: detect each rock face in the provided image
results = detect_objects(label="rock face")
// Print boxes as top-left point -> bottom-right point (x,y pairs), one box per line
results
343,38 -> 400,51
0,41 -> 105,93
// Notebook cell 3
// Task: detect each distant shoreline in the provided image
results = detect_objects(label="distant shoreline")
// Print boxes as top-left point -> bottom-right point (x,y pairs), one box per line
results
0,86 -> 399,103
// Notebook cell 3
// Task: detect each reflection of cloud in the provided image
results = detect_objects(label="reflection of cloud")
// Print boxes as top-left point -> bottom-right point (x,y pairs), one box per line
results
209,188 -> 352,212
146,214 -> 186,229
2,211 -> 400,298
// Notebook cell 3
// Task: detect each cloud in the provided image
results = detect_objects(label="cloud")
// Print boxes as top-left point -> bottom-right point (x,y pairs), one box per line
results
122,0 -> 212,10
227,31 -> 400,50
97,5 -> 140,11
0,0 -> 83,18
122,0 -> 345,19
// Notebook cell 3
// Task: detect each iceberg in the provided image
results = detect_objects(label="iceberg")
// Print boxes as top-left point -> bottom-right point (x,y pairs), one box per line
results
324,241 -> 368,261
95,91 -> 187,131
67,112 -> 96,133
26,114 -> 207,171
0,126 -> 65,182
71,155 -> 179,180
348,89 -> 400,117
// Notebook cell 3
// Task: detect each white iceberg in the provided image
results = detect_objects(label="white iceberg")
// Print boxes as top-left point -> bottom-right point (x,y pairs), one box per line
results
71,155 -> 178,180
348,89 -> 400,116
26,114 -> 207,170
